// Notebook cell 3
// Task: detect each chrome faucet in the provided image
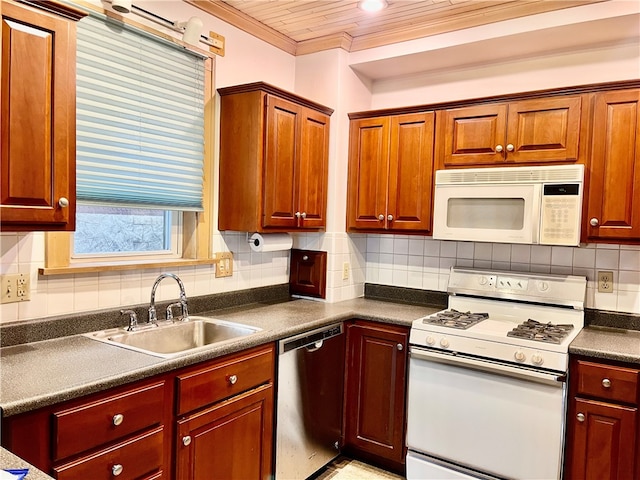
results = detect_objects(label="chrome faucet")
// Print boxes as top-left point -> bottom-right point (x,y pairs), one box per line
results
148,273 -> 189,324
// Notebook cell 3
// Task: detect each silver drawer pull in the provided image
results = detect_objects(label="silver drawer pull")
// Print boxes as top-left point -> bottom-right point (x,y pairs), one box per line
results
112,464 -> 123,476
228,374 -> 238,385
112,413 -> 124,426
576,413 -> 585,422
182,435 -> 192,446
602,378 -> 611,388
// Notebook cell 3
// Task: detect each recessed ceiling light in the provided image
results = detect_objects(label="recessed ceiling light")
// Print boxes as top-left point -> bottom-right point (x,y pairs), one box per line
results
358,0 -> 388,13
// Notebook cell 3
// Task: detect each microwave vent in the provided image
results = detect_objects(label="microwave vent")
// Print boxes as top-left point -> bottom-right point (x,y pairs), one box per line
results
436,165 -> 584,185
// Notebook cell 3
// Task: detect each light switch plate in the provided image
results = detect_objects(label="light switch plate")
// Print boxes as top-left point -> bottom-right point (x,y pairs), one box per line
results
215,252 -> 233,278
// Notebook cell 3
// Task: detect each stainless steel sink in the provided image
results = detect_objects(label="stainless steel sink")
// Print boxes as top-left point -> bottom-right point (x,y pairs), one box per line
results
83,316 -> 261,358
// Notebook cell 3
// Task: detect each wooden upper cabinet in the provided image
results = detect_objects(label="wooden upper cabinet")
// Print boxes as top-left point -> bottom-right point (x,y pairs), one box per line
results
585,89 -> 640,242
218,83 -> 332,232
347,112 -> 435,233
1,1 -> 86,231
437,95 -> 584,168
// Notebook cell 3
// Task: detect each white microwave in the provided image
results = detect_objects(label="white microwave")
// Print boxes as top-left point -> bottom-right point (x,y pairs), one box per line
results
432,164 -> 584,246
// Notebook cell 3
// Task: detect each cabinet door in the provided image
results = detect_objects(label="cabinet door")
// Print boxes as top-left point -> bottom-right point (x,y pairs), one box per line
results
297,108 -> 330,229
343,321 -> 409,467
263,95 -> 300,228
347,117 -> 390,230
175,384 -> 274,480
387,112 -> 435,232
1,2 -> 77,230
506,96 -> 582,164
586,89 -> 640,241
439,103 -> 507,167
567,398 -> 637,480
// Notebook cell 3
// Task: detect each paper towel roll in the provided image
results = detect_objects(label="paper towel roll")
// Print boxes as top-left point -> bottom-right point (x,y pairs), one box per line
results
249,233 -> 293,252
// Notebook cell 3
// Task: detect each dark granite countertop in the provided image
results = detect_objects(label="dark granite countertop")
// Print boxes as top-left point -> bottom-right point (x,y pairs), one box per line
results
569,326 -> 640,365
0,448 -> 53,479
0,298 -> 439,417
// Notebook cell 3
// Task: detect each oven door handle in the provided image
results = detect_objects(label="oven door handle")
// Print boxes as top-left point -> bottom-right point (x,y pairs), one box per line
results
410,347 -> 566,387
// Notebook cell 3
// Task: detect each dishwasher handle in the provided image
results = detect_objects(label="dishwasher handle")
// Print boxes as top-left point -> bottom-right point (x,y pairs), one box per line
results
279,323 -> 343,354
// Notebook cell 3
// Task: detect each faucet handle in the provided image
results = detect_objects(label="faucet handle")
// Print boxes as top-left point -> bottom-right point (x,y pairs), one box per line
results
120,309 -> 138,331
180,300 -> 189,321
166,302 -> 183,321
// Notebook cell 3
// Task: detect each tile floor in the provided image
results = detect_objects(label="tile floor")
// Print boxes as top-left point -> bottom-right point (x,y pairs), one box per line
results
313,457 -> 404,480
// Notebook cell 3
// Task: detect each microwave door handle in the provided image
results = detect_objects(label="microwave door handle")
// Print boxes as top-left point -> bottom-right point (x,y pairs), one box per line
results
531,184 -> 542,243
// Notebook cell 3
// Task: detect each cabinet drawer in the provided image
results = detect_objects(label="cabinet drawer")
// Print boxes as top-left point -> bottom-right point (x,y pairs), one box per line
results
54,426 -> 164,480
176,345 -> 274,415
575,360 -> 640,404
53,381 -> 165,460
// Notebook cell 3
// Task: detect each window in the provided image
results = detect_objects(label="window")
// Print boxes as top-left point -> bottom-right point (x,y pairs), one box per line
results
43,5 -> 214,273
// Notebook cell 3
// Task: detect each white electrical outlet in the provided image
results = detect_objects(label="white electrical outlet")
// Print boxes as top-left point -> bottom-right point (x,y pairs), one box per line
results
342,262 -> 350,280
215,252 -> 233,278
1,273 -> 31,303
597,271 -> 614,293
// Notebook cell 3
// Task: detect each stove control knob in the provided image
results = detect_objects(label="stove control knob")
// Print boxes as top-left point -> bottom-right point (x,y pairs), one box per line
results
514,350 -> 526,362
538,281 -> 549,292
479,276 -> 488,285
440,338 -> 450,349
426,336 -> 435,346
531,354 -> 544,366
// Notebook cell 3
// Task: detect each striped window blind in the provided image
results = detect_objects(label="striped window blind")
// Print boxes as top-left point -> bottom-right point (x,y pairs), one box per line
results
75,12 -> 206,211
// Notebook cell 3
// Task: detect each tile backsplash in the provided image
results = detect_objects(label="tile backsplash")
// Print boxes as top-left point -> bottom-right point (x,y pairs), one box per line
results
364,235 -> 640,315
1,229 -> 639,323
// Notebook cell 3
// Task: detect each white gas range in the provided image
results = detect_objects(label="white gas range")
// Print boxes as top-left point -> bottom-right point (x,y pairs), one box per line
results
406,267 -> 587,480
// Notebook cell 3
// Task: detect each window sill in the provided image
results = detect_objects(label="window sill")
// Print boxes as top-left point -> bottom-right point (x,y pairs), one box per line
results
39,258 -> 217,276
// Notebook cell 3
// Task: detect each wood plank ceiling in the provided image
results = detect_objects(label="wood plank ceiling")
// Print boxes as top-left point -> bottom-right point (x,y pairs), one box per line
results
187,0 -> 604,55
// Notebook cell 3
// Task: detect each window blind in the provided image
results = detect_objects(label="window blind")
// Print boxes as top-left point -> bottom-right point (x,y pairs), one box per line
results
76,12 -> 206,211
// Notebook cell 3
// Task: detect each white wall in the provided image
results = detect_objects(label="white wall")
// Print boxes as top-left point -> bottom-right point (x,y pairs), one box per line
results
1,1 -> 639,323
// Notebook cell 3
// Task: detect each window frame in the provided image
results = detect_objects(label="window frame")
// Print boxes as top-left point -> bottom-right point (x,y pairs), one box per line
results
41,6 -> 216,275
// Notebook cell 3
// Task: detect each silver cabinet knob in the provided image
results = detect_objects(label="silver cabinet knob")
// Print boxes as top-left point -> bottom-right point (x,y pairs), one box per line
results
228,374 -> 238,385
58,197 -> 69,208
590,218 -> 599,227
387,214 -> 394,221
112,414 -> 124,426
302,255 -> 309,261
396,343 -> 403,351
301,212 -> 307,219
495,145 -> 504,153
112,464 -> 123,476
378,214 -> 384,221
182,435 -> 192,446
576,413 -> 585,422
602,378 -> 611,388
295,211 -> 301,218
506,143 -> 515,152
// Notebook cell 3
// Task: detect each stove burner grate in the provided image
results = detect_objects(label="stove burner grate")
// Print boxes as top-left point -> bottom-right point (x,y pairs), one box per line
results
422,309 -> 489,330
507,319 -> 574,344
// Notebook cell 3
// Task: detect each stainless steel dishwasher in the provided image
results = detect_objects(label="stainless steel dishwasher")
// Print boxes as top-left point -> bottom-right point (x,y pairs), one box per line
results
276,323 -> 345,480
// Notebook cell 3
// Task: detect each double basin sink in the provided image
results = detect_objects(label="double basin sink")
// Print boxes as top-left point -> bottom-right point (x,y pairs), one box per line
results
84,316 -> 261,358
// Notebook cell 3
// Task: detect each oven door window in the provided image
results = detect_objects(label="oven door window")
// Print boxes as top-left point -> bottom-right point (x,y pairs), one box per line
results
406,350 -> 565,480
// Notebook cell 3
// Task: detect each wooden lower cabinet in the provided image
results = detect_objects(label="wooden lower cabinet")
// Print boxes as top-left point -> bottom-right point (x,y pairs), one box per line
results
565,357 -> 640,480
1,344 -> 276,480
175,384 -> 274,480
342,320 -> 409,473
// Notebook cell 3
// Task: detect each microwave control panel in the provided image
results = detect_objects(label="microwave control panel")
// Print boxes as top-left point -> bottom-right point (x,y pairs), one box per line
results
539,183 -> 581,245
